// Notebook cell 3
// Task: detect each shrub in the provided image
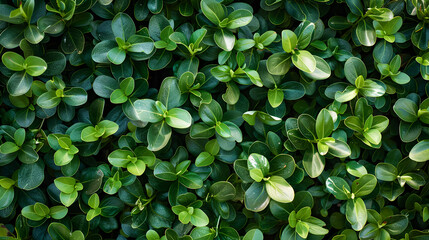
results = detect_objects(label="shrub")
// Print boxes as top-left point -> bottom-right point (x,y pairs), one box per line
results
0,0 -> 428,239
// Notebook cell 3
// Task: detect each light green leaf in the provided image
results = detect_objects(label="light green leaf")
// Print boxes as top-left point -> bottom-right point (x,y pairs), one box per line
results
325,176 -> 350,200
409,141 -> 429,162
2,52 -> 24,71
226,9 -> 253,29
166,108 -> 192,129
346,198 -> 367,231
24,56 -> 47,76
291,50 -> 316,73
265,176 -> 294,203
214,29 -> 235,52
281,30 -> 297,53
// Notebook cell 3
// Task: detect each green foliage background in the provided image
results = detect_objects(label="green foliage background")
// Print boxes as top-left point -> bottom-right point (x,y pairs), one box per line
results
0,0 -> 429,239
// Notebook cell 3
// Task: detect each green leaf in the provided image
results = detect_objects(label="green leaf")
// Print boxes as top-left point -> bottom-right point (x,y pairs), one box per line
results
211,65 -> 231,82
2,52 -> 24,71
391,72 -> 410,84
37,15 -> 65,34
344,57 -> 367,84
200,0 -> 225,25
61,28 -> 85,54
302,56 -> 331,80
107,47 -> 126,65
17,160 -> 44,190
81,126 -> 99,142
54,149 -> 74,167
265,176 -> 294,203
147,230 -> 161,240
325,176 -> 350,200
359,223 -> 380,239
108,149 -> 133,168
33,203 -> 49,217
352,174 -> 377,197
70,231 -> 84,240
280,225 -> 303,240
291,50 -> 316,73
346,161 -> 368,178
209,181 -> 236,202
259,31 -> 277,46
86,208 -> 100,221
22,205 -> 45,221
226,9 -> 253,29
199,100 -> 223,126
356,19 -> 376,47
195,152 -> 213,167
245,181 -> 270,212
267,53 -> 291,76
346,198 -> 367,231
367,8 -> 393,21
243,229 -> 263,240
166,108 -> 192,129
0,142 -> 19,154
49,206 -> 68,219
0,185 -> 14,210
345,116 -> 363,132
60,190 -> 79,206
24,25 -> 44,44
393,98 -> 418,122
295,21 -> 315,49
359,80 -> 385,98
346,0 -> 364,15
112,13 -> 136,41
147,121 -> 172,151
409,141 -> 429,162
110,89 -> 128,104
248,153 -> 270,181
63,88 -> 87,107
154,161 -> 177,181
325,139 -> 351,158
375,163 -> 398,181
222,82 -> 240,105
37,91 -> 61,109
14,128 -> 25,147
303,144 -> 325,178
297,114 -> 317,140
363,129 -> 382,145
157,77 -> 182,109
215,122 -> 231,138
92,40 -> 117,63
18,144 -> 39,164
179,172 -> 203,189
190,123 -> 216,139
98,120 -> 119,138
284,0 -> 319,22
7,72 -> 33,96
190,208 -> 209,227
48,223 -> 72,240
134,99 -> 164,123
24,56 -> 47,76
127,35 -> 154,53
335,86 -> 358,103
281,30 -> 297,53
268,88 -> 284,108
316,109 -> 333,139
54,177 -> 76,194
384,215 -> 408,235
214,29 -> 235,52
127,160 -> 146,176
296,221 -> 309,238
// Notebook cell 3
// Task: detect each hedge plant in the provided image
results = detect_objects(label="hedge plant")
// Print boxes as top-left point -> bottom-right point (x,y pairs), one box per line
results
1,0 -> 429,239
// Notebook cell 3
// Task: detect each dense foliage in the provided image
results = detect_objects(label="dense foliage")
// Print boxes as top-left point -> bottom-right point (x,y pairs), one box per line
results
1,0 -> 429,239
